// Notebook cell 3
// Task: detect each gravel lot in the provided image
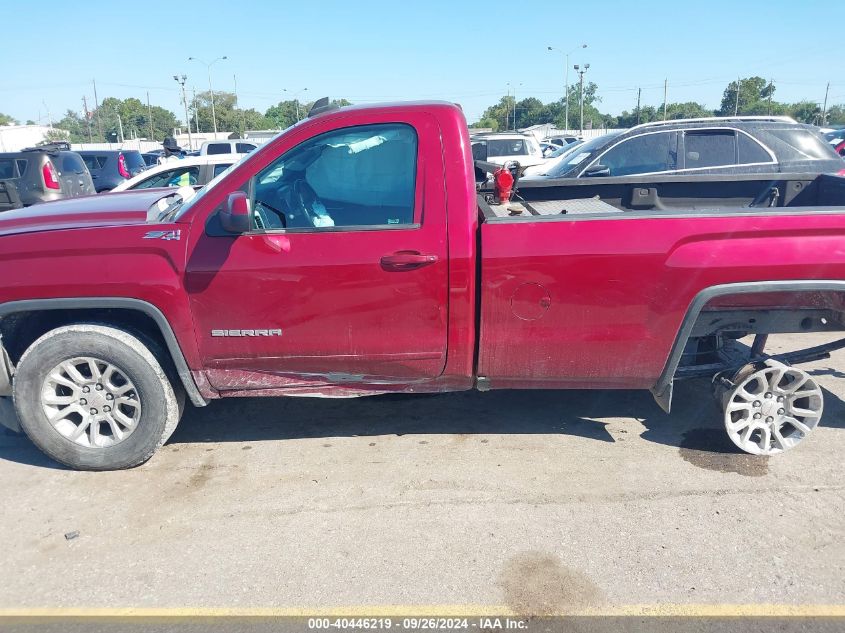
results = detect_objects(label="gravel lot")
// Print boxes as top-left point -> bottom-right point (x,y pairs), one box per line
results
1,333 -> 843,614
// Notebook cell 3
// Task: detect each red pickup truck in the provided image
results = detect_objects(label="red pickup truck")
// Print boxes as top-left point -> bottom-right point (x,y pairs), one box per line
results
2,99 -> 845,470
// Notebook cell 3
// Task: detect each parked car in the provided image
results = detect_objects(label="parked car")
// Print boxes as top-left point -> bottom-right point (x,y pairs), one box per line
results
471,133 -> 545,167
110,155 -> 244,192
522,140 -> 585,177
76,150 -> 147,192
141,152 -> 162,167
200,140 -> 259,156
823,129 -> 845,146
545,135 -> 580,148
0,144 -> 95,208
526,116 -> 845,180
3,101 -> 845,468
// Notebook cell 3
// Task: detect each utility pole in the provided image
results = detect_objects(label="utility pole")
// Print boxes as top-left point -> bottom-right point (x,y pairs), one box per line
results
574,64 -> 590,134
189,56 -> 227,135
734,77 -> 741,116
767,79 -> 774,115
146,91 -> 155,141
173,74 -> 193,150
506,82 -> 522,130
192,87 -> 200,134
822,82 -> 830,126
663,79 -> 668,121
234,74 -> 246,135
636,87 -> 641,125
92,79 -> 103,139
114,108 -> 124,143
547,44 -> 587,132
82,96 -> 93,142
42,101 -> 52,129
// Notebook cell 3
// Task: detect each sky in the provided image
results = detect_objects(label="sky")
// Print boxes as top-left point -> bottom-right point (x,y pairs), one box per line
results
1,0 -> 843,127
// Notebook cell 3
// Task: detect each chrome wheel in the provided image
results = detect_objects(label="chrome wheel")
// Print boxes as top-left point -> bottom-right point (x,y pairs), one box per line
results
40,357 -> 142,448
723,361 -> 823,455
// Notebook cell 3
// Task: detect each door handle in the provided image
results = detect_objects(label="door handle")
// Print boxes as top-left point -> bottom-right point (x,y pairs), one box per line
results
380,251 -> 438,271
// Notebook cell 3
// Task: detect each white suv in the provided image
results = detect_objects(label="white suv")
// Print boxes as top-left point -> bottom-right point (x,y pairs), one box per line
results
200,140 -> 259,156
470,133 -> 546,168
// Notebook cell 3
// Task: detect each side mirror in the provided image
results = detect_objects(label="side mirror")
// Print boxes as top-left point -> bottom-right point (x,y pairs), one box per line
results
219,191 -> 251,234
583,164 -> 611,177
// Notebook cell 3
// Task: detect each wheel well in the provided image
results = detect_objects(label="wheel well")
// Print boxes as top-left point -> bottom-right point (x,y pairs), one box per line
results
0,299 -> 209,407
0,308 -> 170,367
652,281 -> 845,413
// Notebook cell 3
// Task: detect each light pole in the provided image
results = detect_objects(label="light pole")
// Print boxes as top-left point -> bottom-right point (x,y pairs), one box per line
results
573,63 -> 590,135
506,82 -> 523,129
173,74 -> 193,150
283,88 -> 309,121
188,56 -> 228,135
547,43 -> 586,131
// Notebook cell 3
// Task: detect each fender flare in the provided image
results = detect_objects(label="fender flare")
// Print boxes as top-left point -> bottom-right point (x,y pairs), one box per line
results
651,280 -> 845,413
0,297 -> 208,407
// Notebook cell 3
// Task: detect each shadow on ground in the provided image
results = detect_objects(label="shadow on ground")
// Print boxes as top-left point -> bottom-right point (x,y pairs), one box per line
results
2,375 -> 843,471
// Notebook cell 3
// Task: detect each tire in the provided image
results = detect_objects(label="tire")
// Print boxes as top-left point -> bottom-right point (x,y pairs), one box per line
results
13,324 -> 182,470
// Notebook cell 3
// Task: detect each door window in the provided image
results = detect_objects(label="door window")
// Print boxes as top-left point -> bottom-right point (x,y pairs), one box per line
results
133,166 -> 199,189
82,155 -> 107,170
592,132 -> 676,176
236,143 -> 256,153
252,123 -> 418,231
684,131 -> 736,168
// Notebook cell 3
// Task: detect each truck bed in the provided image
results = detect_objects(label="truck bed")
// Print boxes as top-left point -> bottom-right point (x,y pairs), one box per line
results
475,172 -> 845,391
479,172 -> 845,222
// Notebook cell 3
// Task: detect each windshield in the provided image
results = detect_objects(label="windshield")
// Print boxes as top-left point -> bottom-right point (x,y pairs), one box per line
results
548,141 -> 584,159
544,132 -> 623,178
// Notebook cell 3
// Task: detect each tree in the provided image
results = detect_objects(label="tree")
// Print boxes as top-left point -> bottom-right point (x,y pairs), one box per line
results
0,112 -> 18,126
513,97 -> 544,129
55,98 -> 179,143
54,109 -> 91,143
265,97 -> 353,129
43,129 -> 69,143
192,90 -> 274,135
264,100 -> 302,129
788,100 -> 822,124
825,104 -> 845,126
718,76 -> 777,116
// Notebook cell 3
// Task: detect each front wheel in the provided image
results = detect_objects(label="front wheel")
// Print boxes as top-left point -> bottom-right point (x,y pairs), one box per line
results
13,324 -> 183,470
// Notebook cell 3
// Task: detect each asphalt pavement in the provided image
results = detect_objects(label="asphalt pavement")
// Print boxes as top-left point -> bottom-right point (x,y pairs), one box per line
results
0,334 -> 843,616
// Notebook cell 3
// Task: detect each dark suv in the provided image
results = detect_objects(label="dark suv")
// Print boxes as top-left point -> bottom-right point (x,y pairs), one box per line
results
0,144 -> 96,210
76,150 -> 147,192
528,117 -> 845,180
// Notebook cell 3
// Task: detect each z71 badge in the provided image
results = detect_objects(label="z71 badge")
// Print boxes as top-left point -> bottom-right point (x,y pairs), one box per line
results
211,329 -> 283,337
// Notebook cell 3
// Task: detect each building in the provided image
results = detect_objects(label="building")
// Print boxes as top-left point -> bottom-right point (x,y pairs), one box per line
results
0,125 -> 65,152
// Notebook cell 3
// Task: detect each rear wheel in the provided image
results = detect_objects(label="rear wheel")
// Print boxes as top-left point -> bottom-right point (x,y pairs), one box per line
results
13,324 -> 182,470
718,360 -> 823,455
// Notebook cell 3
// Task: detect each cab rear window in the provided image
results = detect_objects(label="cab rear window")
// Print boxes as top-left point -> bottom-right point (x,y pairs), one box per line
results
206,144 -> 230,155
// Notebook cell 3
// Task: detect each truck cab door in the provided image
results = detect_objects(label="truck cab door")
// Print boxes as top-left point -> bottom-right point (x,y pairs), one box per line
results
184,112 -> 449,392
